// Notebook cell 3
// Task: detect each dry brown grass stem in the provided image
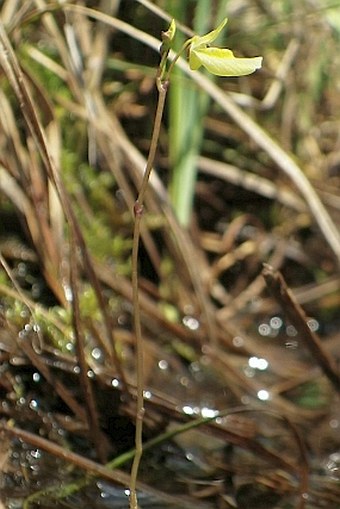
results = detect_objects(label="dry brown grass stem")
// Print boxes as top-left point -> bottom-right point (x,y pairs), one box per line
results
185,67 -> 340,266
0,18 -> 129,395
263,264 -> 340,394
69,232 -> 109,463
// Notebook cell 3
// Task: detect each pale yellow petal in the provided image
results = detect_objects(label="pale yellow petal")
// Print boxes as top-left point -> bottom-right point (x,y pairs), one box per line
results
190,18 -> 228,51
191,47 -> 263,76
188,50 -> 202,70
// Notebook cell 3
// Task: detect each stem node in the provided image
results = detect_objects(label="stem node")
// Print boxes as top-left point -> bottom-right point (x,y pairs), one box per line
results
134,201 -> 144,217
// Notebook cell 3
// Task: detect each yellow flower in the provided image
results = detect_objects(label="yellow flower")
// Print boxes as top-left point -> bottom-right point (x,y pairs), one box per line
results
189,18 -> 262,77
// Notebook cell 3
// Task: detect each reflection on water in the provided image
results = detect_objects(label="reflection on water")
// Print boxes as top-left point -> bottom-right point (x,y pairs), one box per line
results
1,310 -> 338,509
323,451 -> 340,481
256,389 -> 270,401
2,434 -> 340,509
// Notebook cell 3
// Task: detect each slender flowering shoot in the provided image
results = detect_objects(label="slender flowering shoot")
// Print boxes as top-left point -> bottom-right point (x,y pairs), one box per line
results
188,18 -> 262,77
130,19 -> 262,509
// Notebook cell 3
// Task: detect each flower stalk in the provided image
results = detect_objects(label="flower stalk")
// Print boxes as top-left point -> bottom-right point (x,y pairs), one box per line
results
129,17 -> 262,508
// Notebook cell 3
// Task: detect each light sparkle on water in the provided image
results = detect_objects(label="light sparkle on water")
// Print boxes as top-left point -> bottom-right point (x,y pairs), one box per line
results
257,389 -> 270,401
248,356 -> 269,371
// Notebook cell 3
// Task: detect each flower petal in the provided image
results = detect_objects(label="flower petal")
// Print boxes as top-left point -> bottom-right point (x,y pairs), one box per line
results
189,18 -> 228,51
188,49 -> 204,70
190,47 -> 263,76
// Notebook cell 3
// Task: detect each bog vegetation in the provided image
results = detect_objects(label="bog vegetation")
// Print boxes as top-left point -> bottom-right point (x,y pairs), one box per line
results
0,1 -> 340,509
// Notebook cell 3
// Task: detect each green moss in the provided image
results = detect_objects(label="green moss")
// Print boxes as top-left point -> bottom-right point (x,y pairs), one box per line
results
293,380 -> 331,409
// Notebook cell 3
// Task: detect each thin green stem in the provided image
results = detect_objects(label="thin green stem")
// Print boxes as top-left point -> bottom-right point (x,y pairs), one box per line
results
129,30 -> 197,507
127,24 -> 198,508
129,76 -> 168,509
